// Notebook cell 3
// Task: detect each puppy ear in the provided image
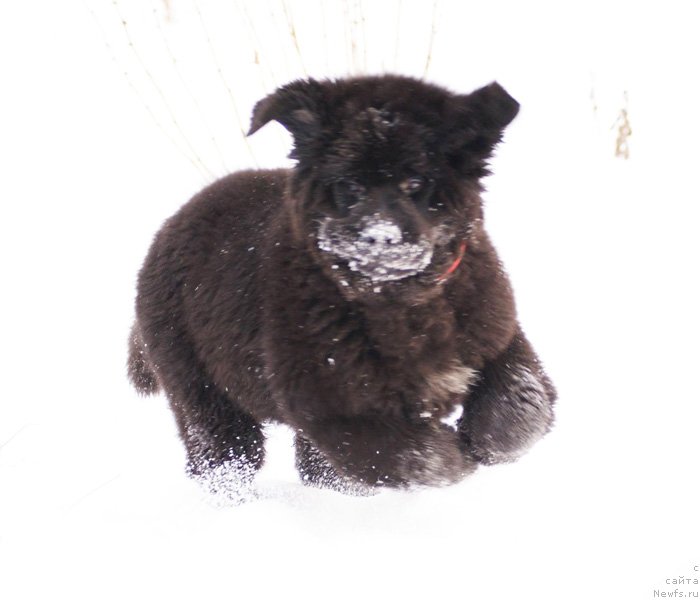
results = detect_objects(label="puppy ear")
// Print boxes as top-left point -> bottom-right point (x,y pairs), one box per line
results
248,79 -> 326,149
445,82 -> 519,176
463,82 -> 520,133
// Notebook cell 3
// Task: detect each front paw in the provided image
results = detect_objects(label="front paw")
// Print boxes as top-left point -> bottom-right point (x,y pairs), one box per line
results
393,426 -> 477,487
460,366 -> 555,465
298,418 -> 476,490
295,435 -> 377,496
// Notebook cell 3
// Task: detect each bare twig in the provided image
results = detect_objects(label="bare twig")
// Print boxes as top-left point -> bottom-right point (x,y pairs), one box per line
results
112,0 -> 215,177
422,0 -> 439,78
281,0 -> 309,76
613,91 -> 632,160
192,0 -> 258,165
237,0 -> 279,91
150,0 -> 229,173
350,0 -> 359,73
66,474 -> 122,512
320,0 -> 330,73
0,424 -> 31,452
161,0 -> 172,22
394,0 -> 403,71
84,0 -> 209,177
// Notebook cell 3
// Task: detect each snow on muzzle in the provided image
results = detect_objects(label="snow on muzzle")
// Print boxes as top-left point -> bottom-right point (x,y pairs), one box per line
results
318,214 -> 433,282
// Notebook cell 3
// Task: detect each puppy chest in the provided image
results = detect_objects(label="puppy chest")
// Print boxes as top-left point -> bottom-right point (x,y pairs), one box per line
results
318,324 -> 476,420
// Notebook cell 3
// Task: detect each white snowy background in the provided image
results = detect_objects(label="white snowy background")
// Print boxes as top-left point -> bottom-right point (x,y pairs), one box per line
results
1,1 -> 699,598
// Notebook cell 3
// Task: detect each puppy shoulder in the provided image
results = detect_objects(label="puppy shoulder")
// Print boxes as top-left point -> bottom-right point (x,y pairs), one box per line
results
180,168 -> 289,221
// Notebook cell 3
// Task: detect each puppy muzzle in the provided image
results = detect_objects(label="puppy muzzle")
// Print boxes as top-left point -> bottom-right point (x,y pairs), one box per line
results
318,214 -> 433,282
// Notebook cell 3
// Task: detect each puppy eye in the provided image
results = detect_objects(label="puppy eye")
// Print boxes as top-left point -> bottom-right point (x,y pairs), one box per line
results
334,180 -> 365,197
400,176 -> 425,194
332,181 -> 365,212
346,181 -> 366,197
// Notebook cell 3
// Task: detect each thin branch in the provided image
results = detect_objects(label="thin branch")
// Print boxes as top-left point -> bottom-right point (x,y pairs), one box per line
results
321,0 -> 330,73
343,0 -> 352,73
613,91 -> 632,160
150,0 -> 229,173
84,0 -> 208,177
350,0 -> 360,74
422,0 -> 439,79
0,424 -> 31,452
359,0 -> 368,74
192,0 -> 258,166
237,0 -> 280,92
394,0 -> 403,72
66,474 -> 122,512
281,0 -> 309,76
112,0 -> 215,178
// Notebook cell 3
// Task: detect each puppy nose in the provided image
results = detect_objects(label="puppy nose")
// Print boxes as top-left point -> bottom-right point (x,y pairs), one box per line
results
359,218 -> 403,246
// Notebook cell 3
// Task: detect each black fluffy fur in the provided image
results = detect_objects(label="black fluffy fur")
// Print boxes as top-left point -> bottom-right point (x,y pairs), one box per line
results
129,75 -> 556,493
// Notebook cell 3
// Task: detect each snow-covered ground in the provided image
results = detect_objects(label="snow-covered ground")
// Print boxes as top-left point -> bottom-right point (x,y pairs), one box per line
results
1,1 -> 699,598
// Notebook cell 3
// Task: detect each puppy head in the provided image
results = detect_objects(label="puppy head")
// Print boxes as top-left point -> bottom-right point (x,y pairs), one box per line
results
249,75 -> 518,298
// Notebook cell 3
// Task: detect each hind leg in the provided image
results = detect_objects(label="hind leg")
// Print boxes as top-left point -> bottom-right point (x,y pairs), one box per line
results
458,327 -> 556,465
134,318 -> 265,498
166,379 -> 266,503
127,323 -> 159,395
176,382 -> 265,492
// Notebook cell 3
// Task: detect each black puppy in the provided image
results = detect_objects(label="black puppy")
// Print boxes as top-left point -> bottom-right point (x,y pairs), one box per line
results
128,75 -> 556,494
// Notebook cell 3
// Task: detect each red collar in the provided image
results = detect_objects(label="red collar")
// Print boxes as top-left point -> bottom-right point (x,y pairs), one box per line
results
436,241 -> 467,283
